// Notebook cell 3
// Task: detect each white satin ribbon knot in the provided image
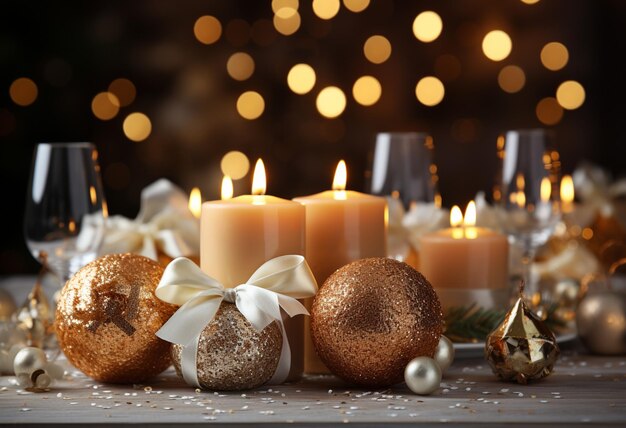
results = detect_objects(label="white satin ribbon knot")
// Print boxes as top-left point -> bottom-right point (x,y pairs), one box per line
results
155,255 -> 317,388
101,179 -> 200,260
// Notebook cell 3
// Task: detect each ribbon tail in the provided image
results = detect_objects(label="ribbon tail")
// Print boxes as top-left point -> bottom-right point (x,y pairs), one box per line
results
139,235 -> 159,260
156,292 -> 223,346
268,317 -> 291,385
156,229 -> 193,258
277,294 -> 309,318
268,295 -> 309,384
180,335 -> 201,388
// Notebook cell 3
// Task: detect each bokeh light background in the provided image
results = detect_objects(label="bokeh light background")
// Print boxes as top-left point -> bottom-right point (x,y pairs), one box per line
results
1,0 -> 625,273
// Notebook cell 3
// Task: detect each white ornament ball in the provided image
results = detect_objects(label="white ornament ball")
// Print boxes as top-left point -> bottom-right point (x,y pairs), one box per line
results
404,356 -> 442,395
13,347 -> 47,376
433,336 -> 455,372
43,362 -> 64,380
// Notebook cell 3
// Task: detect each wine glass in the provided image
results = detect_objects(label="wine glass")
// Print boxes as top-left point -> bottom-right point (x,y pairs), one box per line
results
495,129 -> 562,305
366,132 -> 441,264
366,132 -> 439,208
24,143 -> 107,285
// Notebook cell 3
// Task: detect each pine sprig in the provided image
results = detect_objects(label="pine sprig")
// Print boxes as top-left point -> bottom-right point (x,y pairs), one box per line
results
444,304 -> 506,343
444,302 -> 570,343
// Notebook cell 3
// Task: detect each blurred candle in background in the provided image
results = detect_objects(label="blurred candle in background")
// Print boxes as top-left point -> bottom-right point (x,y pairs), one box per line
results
294,160 -> 387,374
419,201 -> 509,311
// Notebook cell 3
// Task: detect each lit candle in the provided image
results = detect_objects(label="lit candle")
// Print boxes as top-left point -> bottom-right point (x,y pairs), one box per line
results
188,187 -> 202,218
419,201 -> 509,311
201,159 -> 306,380
294,160 -> 387,374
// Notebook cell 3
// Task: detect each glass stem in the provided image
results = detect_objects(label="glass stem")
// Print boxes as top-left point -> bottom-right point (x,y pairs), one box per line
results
521,246 -> 538,306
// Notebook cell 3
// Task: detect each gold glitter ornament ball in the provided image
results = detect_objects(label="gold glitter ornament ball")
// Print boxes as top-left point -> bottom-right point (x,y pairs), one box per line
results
55,253 -> 176,383
172,303 -> 282,391
311,258 -> 443,387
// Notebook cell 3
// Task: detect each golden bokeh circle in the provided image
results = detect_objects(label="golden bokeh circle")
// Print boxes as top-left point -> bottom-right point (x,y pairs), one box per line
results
343,0 -> 369,13
123,112 -> 152,142
226,52 -> 255,81
91,92 -> 120,121
9,77 -> 38,107
221,151 -> 251,180
541,42 -> 569,71
415,76 -> 445,106
194,16 -> 222,45
237,91 -> 265,120
273,10 -> 301,35
536,97 -> 563,125
316,86 -> 347,118
287,64 -> 316,94
498,65 -> 526,93
352,76 -> 382,106
363,35 -> 392,64
312,0 -> 341,20
108,78 -> 136,107
272,0 -> 299,13
556,80 -> 585,110
482,30 -> 512,61
412,11 -> 443,43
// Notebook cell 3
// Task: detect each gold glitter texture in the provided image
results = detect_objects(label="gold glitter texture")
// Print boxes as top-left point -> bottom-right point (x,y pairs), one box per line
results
55,253 -> 176,383
485,291 -> 560,384
311,258 -> 443,387
171,303 -> 282,391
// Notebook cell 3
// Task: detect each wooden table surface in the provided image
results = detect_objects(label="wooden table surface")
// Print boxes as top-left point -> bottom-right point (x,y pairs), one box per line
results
2,276 -> 626,427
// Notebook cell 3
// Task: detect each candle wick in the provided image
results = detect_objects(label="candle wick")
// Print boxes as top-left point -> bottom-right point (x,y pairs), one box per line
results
519,280 -> 525,297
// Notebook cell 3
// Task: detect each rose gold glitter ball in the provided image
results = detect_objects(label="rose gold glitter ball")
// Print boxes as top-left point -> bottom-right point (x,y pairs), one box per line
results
172,303 -> 282,391
55,253 -> 176,383
311,258 -> 443,387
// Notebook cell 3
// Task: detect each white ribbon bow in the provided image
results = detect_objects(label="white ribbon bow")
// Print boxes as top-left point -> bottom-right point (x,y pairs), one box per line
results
573,163 -> 626,227
155,255 -> 318,388
101,179 -> 200,260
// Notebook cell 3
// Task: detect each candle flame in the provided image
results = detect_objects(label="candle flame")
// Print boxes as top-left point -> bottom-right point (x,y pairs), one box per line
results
463,200 -> 476,227
189,187 -> 202,218
252,158 -> 266,195
540,177 -> 552,203
450,205 -> 463,227
221,176 -> 233,200
333,160 -> 347,191
560,175 -> 574,204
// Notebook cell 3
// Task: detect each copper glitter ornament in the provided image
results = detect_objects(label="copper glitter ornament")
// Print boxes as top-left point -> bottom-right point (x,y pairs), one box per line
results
311,258 -> 443,387
55,253 -> 176,383
171,303 -> 282,391
485,283 -> 560,384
